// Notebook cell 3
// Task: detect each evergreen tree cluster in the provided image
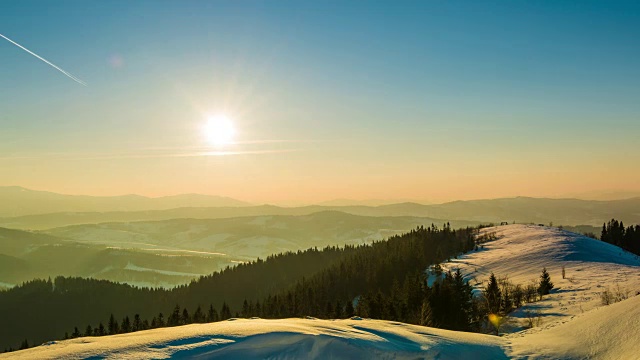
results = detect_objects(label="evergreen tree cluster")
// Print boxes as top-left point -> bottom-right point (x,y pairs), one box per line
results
601,219 -> 640,255
480,268 -> 553,334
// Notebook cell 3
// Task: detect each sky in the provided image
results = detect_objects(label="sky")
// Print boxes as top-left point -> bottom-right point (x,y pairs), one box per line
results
1,1 -> 639,204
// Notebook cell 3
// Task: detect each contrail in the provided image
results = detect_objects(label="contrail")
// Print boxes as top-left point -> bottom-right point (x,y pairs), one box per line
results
0,33 -> 86,86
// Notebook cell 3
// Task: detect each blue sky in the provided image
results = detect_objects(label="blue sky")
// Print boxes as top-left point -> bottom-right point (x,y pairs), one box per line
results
1,1 -> 639,202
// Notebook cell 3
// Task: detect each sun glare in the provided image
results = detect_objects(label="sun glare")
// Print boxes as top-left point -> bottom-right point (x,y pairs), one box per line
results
204,115 -> 236,147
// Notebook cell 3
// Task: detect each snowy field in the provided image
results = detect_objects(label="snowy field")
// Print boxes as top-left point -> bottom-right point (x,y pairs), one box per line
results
3,225 -> 639,359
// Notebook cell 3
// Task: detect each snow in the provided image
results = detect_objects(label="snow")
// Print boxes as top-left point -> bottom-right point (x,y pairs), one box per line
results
4,225 -> 639,359
124,262 -> 205,277
1,318 -> 507,360
443,224 -> 640,331
508,292 -> 640,359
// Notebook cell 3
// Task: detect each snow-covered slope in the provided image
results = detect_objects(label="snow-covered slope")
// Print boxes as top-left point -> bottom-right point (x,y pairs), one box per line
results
509,293 -> 640,359
443,224 -> 640,331
2,318 -> 508,360
4,225 -> 639,359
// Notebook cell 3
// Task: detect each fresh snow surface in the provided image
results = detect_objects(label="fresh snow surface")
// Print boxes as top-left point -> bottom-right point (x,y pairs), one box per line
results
0,318 -> 508,360
508,293 -> 640,359
4,225 -> 640,359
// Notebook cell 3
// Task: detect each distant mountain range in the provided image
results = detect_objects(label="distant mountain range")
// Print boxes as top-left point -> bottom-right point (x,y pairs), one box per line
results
1,187 -> 639,230
0,186 -> 250,217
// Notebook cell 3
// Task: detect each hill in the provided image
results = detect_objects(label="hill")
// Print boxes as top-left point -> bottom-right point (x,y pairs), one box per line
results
441,224 -> 640,331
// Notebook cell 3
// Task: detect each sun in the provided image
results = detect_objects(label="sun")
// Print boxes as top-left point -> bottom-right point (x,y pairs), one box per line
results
204,115 -> 236,147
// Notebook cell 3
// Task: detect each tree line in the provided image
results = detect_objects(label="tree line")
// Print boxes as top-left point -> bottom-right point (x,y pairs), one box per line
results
601,219 -> 640,255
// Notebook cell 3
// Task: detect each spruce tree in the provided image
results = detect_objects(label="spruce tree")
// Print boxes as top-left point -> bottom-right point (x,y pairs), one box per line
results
181,308 -> 191,325
538,268 -> 554,296
207,305 -> 219,322
484,273 -> 501,314
133,314 -> 141,331
169,305 -> 181,326
85,325 -> 93,337
121,316 -> 131,333
19,339 -> 28,350
345,299 -> 355,318
220,302 -> 232,320
420,299 -> 433,326
108,314 -> 119,335
334,300 -> 343,319
193,305 -> 204,323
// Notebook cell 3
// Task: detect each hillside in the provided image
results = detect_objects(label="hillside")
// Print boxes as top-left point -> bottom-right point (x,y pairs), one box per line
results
441,224 -> 640,331
42,212 -> 476,260
0,228 -> 236,288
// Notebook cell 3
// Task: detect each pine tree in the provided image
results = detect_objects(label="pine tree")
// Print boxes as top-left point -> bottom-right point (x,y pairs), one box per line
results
121,316 -> 131,333
484,273 -> 501,314
345,298 -> 355,318
220,302 -> 232,320
333,300 -> 343,319
181,308 -> 191,325
84,325 -> 93,337
169,305 -> 181,326
207,304 -> 219,322
19,339 -> 28,350
420,299 -> 433,326
72,326 -> 81,338
242,300 -> 250,318
108,314 -> 119,335
133,314 -> 142,331
193,305 -> 205,323
538,268 -> 554,296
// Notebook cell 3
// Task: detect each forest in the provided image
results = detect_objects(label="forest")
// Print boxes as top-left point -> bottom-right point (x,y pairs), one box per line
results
601,219 -> 640,255
1,223 -> 475,351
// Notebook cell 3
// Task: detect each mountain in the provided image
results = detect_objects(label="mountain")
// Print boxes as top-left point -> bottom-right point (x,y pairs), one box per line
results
0,186 -> 250,217
316,198 -> 429,206
3,196 -> 640,230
